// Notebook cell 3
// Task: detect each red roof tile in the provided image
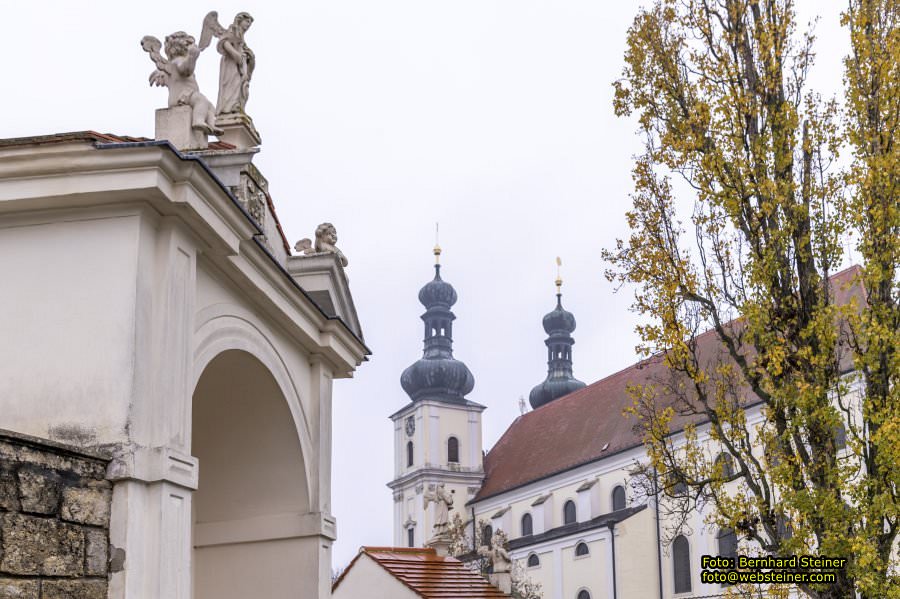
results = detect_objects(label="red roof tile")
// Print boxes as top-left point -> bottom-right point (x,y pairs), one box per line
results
334,547 -> 510,598
474,265 -> 865,502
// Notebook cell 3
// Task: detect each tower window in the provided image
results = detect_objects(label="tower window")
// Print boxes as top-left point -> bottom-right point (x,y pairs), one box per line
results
577,590 -> 591,599
612,485 -> 626,511
448,436 -> 459,464
575,542 -> 589,557
673,535 -> 692,593
406,441 -> 414,467
527,553 -> 540,568
563,500 -> 577,525
521,513 -> 533,536
407,527 -> 415,548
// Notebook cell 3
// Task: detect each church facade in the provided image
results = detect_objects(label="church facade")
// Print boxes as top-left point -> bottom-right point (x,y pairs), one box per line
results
389,253 -> 863,599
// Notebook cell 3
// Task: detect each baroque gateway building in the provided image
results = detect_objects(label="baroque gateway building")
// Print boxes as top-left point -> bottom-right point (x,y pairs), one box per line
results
0,12 -> 367,599
389,254 -> 864,599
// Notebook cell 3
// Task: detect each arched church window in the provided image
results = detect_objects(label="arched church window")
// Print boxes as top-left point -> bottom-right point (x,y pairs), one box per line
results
406,441 -> 414,467
715,452 -> 735,478
527,553 -> 540,568
667,472 -> 687,496
447,436 -> 459,463
575,542 -> 589,557
521,513 -> 533,536
673,535 -> 692,593
483,524 -> 493,546
563,500 -> 577,525
717,528 -> 737,560
612,485 -> 626,511
834,424 -> 847,450
577,590 -> 591,599
407,527 -> 415,548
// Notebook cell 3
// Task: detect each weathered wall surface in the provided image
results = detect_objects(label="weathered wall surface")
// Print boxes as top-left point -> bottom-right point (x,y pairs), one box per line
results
0,430 -> 112,599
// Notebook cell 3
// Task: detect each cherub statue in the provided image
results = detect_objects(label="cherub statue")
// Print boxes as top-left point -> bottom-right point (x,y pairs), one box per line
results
294,223 -> 350,267
478,530 -> 512,574
423,483 -> 454,538
141,32 -> 222,135
199,11 -> 255,117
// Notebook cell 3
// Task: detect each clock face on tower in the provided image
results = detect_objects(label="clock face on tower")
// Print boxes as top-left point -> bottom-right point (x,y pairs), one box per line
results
405,416 -> 415,437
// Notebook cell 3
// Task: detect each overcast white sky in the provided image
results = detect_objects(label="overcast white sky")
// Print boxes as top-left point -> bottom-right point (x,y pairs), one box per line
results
7,1 -> 846,570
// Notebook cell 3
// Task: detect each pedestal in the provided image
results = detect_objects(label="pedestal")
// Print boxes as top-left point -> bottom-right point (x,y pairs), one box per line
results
426,535 -> 452,557
215,112 -> 261,149
155,106 -> 208,151
489,573 -> 512,595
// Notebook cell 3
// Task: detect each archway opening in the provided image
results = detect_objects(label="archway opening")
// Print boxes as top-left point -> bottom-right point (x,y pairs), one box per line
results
192,349 -> 310,599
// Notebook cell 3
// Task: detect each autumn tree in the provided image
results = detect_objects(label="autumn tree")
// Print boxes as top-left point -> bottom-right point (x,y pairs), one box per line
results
605,1 -> 898,598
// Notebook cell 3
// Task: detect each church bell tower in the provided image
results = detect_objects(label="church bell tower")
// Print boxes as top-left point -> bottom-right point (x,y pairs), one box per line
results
387,246 -> 485,548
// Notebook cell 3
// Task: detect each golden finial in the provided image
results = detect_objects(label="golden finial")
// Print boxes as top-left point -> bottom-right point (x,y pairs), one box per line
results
555,256 -> 563,294
434,222 -> 442,264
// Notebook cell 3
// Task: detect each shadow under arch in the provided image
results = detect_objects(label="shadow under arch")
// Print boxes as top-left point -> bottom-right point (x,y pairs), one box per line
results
191,348 -> 313,599
192,309 -> 314,491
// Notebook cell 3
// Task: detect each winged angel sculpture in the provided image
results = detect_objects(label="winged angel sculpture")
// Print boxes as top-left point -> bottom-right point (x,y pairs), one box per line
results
199,11 -> 255,117
141,32 -> 222,135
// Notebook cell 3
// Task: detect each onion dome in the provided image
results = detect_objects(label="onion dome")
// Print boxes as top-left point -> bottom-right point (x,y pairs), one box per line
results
401,247 -> 475,403
529,263 -> 585,409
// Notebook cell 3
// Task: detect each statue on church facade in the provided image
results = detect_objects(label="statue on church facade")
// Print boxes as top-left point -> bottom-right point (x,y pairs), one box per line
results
200,11 -> 255,117
141,32 -> 223,135
295,223 -> 350,267
423,483 -> 454,538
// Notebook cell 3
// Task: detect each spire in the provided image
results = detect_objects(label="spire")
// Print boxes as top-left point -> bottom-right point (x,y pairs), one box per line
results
400,247 -> 475,403
529,259 -> 585,409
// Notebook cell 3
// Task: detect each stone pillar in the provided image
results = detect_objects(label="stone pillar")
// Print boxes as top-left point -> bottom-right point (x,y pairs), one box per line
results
106,447 -> 198,599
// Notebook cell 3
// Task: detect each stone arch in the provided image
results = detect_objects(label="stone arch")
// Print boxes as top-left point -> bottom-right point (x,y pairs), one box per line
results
191,310 -> 319,599
192,308 -> 314,490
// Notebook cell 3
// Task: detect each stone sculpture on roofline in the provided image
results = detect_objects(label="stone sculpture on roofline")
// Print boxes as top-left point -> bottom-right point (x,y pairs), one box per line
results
295,223 -> 350,267
142,10 -> 259,151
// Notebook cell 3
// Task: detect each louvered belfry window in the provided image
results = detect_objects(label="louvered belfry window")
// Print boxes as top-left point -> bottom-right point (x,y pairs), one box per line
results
448,436 -> 459,463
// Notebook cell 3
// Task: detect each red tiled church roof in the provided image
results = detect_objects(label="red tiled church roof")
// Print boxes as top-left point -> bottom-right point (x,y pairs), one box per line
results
474,265 -> 865,502
334,547 -> 510,598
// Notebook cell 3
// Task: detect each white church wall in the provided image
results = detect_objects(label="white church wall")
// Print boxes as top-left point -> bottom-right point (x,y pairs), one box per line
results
561,538 -> 605,599
615,506 -> 659,599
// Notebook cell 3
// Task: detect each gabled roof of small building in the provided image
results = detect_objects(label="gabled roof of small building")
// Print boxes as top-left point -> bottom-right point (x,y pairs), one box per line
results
333,547 -> 510,598
473,265 -> 864,503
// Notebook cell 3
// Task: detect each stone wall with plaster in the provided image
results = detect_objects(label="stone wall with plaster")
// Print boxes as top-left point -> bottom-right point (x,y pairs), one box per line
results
0,429 -> 112,599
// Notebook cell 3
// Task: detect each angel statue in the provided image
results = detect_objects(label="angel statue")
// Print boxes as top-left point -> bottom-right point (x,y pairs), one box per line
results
200,11 -> 255,117
141,32 -> 222,135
